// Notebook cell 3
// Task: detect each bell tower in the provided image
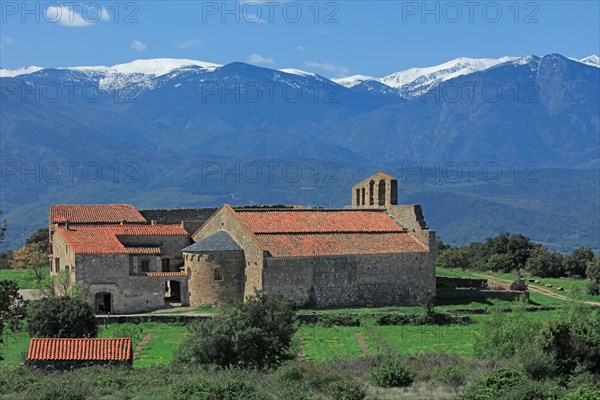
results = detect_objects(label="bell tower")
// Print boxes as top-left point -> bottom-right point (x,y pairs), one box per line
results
351,172 -> 398,208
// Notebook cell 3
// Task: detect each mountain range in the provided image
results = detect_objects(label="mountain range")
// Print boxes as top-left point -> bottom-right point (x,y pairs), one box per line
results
0,53 -> 598,252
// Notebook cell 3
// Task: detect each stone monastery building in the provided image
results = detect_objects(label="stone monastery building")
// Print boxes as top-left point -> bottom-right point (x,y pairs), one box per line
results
49,173 -> 437,314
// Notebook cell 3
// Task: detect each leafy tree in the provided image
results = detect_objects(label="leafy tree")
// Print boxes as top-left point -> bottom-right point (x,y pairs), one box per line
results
36,270 -> 83,298
586,257 -> 600,282
11,242 -> 49,283
564,248 -> 595,278
486,253 -> 515,273
525,245 -> 565,278
0,210 -> 8,269
0,280 -> 23,360
437,247 -> 472,270
0,209 -> 6,246
175,292 -> 296,369
27,296 -> 98,338
475,300 -> 541,359
25,227 -> 50,254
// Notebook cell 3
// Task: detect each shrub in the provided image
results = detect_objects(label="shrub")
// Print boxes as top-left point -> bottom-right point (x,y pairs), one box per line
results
510,278 -> 528,291
370,357 -> 415,388
431,365 -> 468,387
561,384 -> 600,400
172,378 -> 260,400
27,296 -> 97,338
317,313 -> 361,327
328,379 -> 366,400
587,281 -> 599,296
515,345 -> 556,380
458,368 -> 527,400
174,292 -> 296,369
474,302 -> 540,359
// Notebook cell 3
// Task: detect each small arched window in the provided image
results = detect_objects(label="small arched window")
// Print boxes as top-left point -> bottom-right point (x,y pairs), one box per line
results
355,188 -> 360,206
369,180 -> 375,205
361,188 -> 365,206
214,268 -> 223,281
378,179 -> 386,206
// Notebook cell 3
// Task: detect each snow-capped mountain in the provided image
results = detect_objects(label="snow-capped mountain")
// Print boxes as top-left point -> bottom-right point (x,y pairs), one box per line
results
2,54 -> 597,96
578,55 -> 600,67
0,65 -> 43,77
334,55 -> 599,98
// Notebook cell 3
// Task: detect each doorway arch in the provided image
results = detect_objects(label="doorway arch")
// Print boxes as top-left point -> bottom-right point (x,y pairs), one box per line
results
95,292 -> 112,314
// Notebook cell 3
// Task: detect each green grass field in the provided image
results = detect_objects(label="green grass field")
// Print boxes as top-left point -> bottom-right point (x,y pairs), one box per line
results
0,268 -> 48,289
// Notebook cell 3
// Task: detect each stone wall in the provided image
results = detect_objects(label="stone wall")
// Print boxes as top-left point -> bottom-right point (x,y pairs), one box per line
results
50,229 -> 76,279
186,250 -> 245,306
263,251 -> 436,308
436,277 -> 489,289
436,288 -> 529,301
386,205 -> 434,247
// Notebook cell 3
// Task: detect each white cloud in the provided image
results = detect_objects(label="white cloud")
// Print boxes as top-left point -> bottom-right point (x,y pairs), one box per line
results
45,6 -> 110,28
303,61 -> 349,76
176,39 -> 201,49
246,53 -> 275,65
297,45 -> 307,51
0,36 -> 15,49
131,40 -> 147,52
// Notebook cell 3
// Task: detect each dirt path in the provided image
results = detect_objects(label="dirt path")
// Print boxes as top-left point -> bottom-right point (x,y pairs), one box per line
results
472,274 -> 600,306
355,333 -> 371,356
133,333 -> 153,359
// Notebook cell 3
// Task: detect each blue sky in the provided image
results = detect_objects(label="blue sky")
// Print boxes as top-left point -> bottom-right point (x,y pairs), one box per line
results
1,1 -> 598,77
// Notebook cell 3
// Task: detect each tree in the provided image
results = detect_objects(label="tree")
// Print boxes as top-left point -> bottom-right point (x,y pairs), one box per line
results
11,242 -> 48,283
586,257 -> 600,282
486,253 -> 516,273
0,280 -> 23,360
36,270 -> 82,298
564,248 -> 595,278
525,245 -> 565,278
0,209 -> 6,246
437,247 -> 472,270
27,296 -> 98,338
25,227 -> 50,254
175,292 -> 296,369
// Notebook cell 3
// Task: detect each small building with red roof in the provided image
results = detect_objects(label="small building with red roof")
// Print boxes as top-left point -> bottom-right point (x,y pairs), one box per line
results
27,338 -> 132,368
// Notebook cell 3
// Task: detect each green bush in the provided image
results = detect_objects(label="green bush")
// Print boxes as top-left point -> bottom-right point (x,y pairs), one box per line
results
174,292 -> 296,369
317,313 -> 361,327
370,357 -> 415,388
561,384 -> 600,400
172,378 -> 260,400
459,368 -> 527,400
431,365 -> 469,387
515,346 -> 556,380
27,296 -> 97,338
587,281 -> 599,296
328,379 -> 366,400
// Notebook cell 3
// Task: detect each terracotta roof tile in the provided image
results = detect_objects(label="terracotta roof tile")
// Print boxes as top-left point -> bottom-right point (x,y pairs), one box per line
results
57,225 -> 188,254
50,204 -> 146,224
27,338 -> 132,361
257,232 -> 428,257
237,210 -> 404,233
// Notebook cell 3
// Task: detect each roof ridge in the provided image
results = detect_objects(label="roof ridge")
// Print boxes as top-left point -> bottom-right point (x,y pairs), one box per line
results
255,230 -> 407,235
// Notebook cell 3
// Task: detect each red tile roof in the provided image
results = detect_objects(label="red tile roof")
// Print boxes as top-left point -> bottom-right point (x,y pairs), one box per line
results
50,204 -> 146,224
57,225 -> 188,254
258,232 -> 427,257
27,338 -> 132,362
236,210 -> 404,233
231,208 -> 428,257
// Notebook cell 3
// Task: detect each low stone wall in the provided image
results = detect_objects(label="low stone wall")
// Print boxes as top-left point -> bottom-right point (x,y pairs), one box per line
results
95,314 -> 209,324
436,288 -> 529,301
436,277 -> 488,289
